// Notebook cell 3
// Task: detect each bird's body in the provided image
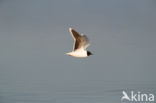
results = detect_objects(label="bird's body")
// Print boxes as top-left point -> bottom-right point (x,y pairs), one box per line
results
66,28 -> 93,58
67,49 -> 88,58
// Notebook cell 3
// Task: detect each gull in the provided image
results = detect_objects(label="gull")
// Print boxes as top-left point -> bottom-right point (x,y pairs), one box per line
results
66,28 -> 93,58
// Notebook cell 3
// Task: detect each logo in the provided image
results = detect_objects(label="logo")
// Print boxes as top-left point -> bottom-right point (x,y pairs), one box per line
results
121,91 -> 155,102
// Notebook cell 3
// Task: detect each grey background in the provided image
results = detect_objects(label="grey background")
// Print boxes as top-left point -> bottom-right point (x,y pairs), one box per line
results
0,0 -> 156,103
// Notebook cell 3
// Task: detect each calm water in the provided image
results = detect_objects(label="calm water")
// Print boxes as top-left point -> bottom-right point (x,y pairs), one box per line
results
0,1 -> 156,103
0,77 -> 155,103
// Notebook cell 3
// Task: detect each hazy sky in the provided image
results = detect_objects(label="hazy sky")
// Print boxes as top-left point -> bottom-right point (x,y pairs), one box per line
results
0,0 -> 156,84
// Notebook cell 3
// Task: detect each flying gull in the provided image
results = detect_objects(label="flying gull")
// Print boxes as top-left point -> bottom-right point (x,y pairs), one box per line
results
66,28 -> 93,58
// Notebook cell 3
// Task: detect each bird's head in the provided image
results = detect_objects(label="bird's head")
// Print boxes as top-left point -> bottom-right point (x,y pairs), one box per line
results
87,51 -> 93,56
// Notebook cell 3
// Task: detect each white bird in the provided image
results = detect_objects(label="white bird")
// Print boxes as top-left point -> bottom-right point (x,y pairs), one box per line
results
66,28 -> 93,58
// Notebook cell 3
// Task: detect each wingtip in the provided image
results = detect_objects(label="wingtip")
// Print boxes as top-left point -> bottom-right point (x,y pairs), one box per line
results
69,27 -> 73,31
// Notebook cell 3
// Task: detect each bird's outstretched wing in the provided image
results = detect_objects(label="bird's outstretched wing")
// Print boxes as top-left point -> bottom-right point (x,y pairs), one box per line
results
69,28 -> 90,51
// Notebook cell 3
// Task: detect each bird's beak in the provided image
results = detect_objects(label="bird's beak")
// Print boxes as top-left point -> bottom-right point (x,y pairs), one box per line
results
90,52 -> 93,55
